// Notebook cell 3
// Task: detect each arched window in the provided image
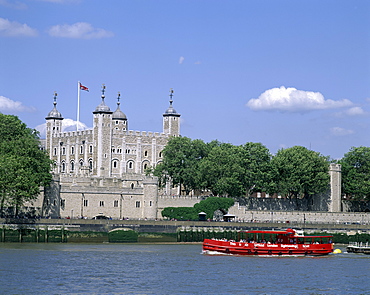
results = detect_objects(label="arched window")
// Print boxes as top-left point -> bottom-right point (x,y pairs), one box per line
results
113,161 -> 117,168
79,160 -> 84,167
131,183 -> 134,189
71,161 -> 75,171
89,159 -> 93,171
144,151 -> 148,157
71,146 -> 74,155
80,145 -> 83,154
61,161 -> 66,172
128,161 -> 133,169
159,152 -> 162,158
62,147 -> 65,155
89,145 -> 93,153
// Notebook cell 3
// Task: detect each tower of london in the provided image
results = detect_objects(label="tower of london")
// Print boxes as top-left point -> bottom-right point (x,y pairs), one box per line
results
41,86 -> 199,219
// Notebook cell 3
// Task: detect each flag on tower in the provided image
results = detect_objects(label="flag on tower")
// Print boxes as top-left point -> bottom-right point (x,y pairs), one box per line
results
80,83 -> 89,92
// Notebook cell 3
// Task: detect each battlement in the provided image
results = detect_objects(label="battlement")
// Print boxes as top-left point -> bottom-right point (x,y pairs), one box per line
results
53,129 -> 93,138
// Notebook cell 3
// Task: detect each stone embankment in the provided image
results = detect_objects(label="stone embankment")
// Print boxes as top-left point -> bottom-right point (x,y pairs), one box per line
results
1,218 -> 369,234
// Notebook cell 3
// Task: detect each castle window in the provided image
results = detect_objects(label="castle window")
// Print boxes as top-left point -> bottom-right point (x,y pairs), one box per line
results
89,160 -> 93,170
115,121 -> 119,125
159,152 -> 162,158
135,201 -> 140,208
144,151 -> 148,157
131,183 -> 134,189
54,148 -> 57,156
123,127 -> 126,131
80,160 -> 84,167
71,146 -> 74,155
71,161 -> 75,171
99,201 -> 104,207
61,199 -> 65,208
144,163 -> 148,170
80,145 -> 83,154
112,148 -> 116,153
128,161 -> 133,169
62,147 -> 66,155
114,200 -> 119,207
83,199 -> 88,207
89,145 -> 93,153
113,161 -> 117,168
149,201 -> 152,206
61,162 -> 66,172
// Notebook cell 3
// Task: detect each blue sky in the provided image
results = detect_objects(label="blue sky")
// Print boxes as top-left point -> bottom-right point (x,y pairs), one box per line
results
0,0 -> 369,159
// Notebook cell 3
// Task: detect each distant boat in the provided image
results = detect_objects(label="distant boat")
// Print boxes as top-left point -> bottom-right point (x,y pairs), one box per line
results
347,242 -> 370,255
202,228 -> 334,256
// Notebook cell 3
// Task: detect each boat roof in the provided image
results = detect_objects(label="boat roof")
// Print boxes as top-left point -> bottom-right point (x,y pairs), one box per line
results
242,228 -> 332,238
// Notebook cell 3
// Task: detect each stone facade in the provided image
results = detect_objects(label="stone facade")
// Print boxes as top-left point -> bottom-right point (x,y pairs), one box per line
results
42,87 -> 185,219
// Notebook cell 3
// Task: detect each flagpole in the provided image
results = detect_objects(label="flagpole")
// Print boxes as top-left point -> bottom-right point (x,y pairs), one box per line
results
77,81 -> 80,131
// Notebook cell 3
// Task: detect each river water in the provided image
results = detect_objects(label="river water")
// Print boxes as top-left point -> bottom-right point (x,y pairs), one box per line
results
0,243 -> 368,295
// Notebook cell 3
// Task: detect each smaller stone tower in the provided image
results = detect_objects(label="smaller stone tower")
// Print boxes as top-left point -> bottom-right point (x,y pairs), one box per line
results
112,92 -> 128,133
329,163 -> 342,212
163,89 -> 181,136
45,92 -> 63,158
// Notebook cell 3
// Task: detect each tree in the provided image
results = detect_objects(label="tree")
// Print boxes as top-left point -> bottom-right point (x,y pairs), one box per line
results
199,142 -> 272,198
270,146 -> 330,206
340,146 -> 370,201
153,137 -> 209,194
161,197 -> 234,220
0,114 -> 52,217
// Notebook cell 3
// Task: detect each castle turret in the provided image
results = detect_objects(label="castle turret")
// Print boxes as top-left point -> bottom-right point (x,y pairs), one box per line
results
45,92 -> 63,157
93,84 -> 113,177
163,89 -> 180,136
112,92 -> 128,133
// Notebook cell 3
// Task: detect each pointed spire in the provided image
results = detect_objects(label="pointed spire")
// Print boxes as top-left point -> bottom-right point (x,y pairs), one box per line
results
117,91 -> 121,107
46,91 -> 63,119
101,83 -> 106,101
163,88 -> 180,116
112,91 -> 127,120
93,83 -> 112,113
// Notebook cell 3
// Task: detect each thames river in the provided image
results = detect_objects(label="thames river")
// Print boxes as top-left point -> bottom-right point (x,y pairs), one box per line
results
0,243 -> 368,294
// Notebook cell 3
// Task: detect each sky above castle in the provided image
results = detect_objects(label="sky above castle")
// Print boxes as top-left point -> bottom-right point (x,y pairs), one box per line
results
0,0 -> 369,159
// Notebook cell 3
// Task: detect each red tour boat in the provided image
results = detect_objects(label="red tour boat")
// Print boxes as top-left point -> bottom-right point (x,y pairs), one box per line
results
202,228 -> 334,256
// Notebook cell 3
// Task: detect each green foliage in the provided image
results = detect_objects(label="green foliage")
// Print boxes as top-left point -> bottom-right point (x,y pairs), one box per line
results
153,137 -> 209,194
108,229 -> 138,243
161,206 -> 198,220
161,197 -> 234,220
339,146 -> 370,201
270,146 -> 330,199
194,197 -> 235,219
0,114 -> 52,216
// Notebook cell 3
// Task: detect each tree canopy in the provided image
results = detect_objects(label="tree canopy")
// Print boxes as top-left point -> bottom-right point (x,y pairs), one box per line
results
269,146 -> 330,201
0,114 -> 52,217
340,146 -> 370,201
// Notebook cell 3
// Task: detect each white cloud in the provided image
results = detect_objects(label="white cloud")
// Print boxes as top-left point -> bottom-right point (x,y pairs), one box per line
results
179,56 -> 185,64
345,107 -> 365,116
0,96 -> 35,113
35,118 -> 88,138
0,17 -> 38,37
48,22 -> 114,39
330,127 -> 354,136
246,86 -> 353,112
